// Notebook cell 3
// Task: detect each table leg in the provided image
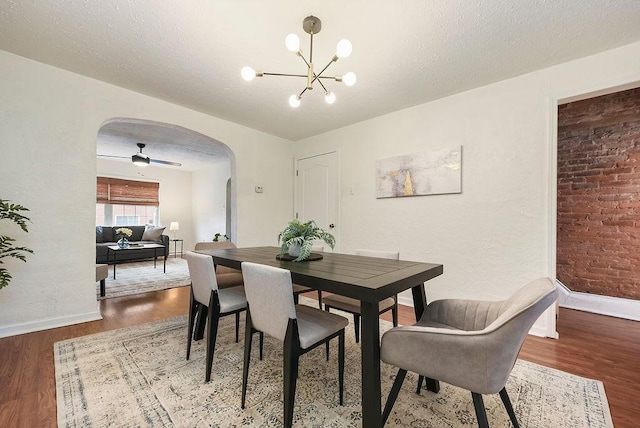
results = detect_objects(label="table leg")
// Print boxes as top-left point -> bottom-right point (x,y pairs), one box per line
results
108,249 -> 118,280
360,300 -> 382,428
411,283 -> 440,393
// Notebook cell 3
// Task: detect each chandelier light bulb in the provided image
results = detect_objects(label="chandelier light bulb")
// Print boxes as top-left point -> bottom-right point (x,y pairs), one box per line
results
241,66 -> 256,81
335,39 -> 352,58
289,94 -> 301,108
285,33 -> 301,52
342,71 -> 357,87
325,92 -> 336,104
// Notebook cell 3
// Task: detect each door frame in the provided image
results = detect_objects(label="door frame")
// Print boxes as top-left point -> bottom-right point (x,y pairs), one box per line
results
548,76 -> 640,332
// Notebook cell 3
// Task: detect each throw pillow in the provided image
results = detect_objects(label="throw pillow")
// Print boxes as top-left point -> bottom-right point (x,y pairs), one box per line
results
142,226 -> 165,241
96,226 -> 104,243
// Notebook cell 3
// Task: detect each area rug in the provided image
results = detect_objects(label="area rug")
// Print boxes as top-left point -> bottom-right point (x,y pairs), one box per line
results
97,257 -> 190,299
55,299 -> 613,427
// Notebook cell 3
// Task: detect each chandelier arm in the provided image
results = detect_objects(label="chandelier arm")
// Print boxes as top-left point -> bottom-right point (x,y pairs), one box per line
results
297,53 -> 311,69
315,77 -> 328,93
307,59 -> 336,88
262,72 -> 308,78
314,59 -> 336,81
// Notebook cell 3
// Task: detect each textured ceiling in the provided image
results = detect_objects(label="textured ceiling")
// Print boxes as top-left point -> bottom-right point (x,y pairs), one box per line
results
2,1 -> 640,167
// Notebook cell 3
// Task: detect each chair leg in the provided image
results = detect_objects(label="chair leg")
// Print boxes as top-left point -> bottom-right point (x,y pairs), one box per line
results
283,320 -> 300,428
325,305 -> 332,360
205,306 -> 220,383
293,293 -> 300,305
235,312 -> 240,343
338,331 -> 345,405
471,392 -> 490,428
416,375 -> 424,394
499,387 -> 520,428
259,332 -> 264,360
186,292 -> 198,360
241,310 -> 254,409
354,314 -> 360,343
382,369 -> 407,425
317,290 -> 323,309
194,304 -> 207,341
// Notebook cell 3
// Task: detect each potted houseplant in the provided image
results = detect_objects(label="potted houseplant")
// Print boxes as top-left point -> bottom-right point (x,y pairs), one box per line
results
213,233 -> 229,242
0,199 -> 34,290
277,219 -> 335,261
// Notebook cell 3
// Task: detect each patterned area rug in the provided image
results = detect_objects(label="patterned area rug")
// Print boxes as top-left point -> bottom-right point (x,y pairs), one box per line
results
55,299 -> 613,427
97,257 -> 190,299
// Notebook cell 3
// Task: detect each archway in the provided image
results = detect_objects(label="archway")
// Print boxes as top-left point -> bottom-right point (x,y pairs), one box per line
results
96,118 -> 237,250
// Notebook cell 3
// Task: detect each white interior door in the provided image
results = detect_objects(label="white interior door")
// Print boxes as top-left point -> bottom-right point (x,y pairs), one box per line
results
295,152 -> 339,251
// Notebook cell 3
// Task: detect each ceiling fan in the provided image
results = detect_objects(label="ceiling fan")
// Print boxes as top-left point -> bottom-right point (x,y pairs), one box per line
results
98,143 -> 182,167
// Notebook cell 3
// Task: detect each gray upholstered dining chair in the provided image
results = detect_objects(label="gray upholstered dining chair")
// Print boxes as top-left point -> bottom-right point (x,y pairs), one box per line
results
291,245 -> 324,308
380,277 -> 557,427
185,251 -> 247,382
240,262 -> 349,428
323,249 -> 399,342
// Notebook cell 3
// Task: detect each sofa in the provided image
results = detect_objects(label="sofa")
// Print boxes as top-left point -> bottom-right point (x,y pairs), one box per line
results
96,225 -> 170,264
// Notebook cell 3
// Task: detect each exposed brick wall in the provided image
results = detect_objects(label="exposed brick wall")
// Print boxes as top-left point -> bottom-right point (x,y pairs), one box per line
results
557,87 -> 640,300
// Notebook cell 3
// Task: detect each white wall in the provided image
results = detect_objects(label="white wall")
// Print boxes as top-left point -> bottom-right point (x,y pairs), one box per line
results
295,41 -> 640,336
0,50 -> 294,337
96,158 -> 194,250
192,160 -> 231,246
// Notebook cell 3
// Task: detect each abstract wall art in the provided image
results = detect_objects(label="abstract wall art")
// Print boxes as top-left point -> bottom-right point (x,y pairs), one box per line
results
375,146 -> 462,198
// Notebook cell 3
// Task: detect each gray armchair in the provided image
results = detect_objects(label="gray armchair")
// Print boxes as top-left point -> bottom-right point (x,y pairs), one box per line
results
380,277 -> 557,427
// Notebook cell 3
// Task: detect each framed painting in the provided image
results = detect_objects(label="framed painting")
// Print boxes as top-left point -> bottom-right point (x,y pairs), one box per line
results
375,146 -> 462,198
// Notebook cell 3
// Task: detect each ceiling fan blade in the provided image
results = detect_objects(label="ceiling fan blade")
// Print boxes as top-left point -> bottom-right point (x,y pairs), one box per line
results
149,158 -> 182,167
98,154 -> 129,160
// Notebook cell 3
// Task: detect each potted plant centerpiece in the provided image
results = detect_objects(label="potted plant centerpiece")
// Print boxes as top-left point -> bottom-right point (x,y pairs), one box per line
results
277,219 -> 335,261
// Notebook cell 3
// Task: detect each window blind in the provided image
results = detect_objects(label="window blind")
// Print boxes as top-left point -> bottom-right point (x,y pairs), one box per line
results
96,177 -> 159,206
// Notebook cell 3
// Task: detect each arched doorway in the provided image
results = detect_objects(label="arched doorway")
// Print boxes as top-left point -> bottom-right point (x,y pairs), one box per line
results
96,118 -> 237,250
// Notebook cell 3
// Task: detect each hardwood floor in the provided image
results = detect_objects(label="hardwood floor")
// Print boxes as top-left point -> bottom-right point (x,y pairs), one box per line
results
0,286 -> 638,427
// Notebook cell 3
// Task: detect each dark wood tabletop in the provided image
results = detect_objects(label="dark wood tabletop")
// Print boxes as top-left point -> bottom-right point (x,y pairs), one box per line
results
195,245 -> 443,427
195,246 -> 442,302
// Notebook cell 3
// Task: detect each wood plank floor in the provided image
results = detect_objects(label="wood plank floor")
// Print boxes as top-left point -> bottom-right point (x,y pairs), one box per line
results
0,286 -> 638,427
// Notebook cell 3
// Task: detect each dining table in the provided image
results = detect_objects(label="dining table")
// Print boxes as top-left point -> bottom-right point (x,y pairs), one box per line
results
195,245 -> 443,428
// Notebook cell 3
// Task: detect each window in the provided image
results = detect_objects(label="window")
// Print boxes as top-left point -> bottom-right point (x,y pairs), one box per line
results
96,177 -> 159,226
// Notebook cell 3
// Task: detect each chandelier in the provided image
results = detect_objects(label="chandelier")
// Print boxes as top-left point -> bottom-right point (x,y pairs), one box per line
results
241,15 -> 356,107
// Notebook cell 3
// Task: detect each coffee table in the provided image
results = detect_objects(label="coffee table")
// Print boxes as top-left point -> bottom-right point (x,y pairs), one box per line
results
106,244 -> 166,279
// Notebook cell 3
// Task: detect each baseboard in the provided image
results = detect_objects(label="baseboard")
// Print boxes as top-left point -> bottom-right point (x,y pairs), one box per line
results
556,280 -> 640,321
0,309 -> 103,339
